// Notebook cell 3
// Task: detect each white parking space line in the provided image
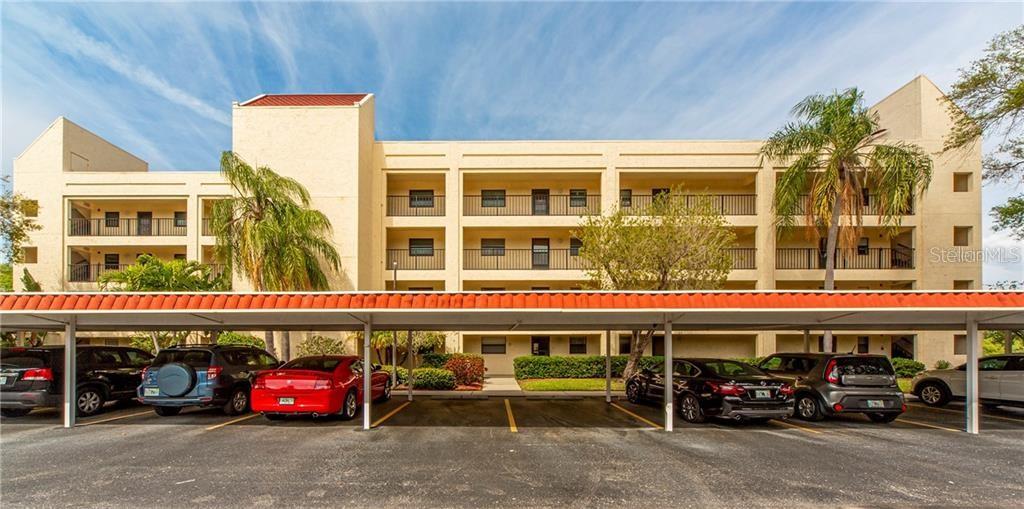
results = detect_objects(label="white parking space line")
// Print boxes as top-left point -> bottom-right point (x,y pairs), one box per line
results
770,420 -> 823,434
77,410 -> 153,427
897,418 -> 959,432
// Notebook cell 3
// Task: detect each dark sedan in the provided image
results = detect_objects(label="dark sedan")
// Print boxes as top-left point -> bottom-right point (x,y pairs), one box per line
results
626,358 -> 795,423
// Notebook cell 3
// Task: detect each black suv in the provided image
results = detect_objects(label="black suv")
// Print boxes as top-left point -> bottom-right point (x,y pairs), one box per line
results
626,358 -> 795,423
138,345 -> 279,416
757,353 -> 906,423
0,345 -> 153,417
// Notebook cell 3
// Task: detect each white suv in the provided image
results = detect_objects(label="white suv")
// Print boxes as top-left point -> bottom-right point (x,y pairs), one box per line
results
911,354 -> 1024,408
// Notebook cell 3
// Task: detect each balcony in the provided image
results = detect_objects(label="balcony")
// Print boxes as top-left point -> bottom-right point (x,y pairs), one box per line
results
462,248 -> 756,271
728,248 -> 756,270
463,194 -> 601,216
202,218 -> 212,236
386,249 -> 446,270
68,218 -> 186,237
620,194 -> 756,215
776,247 -> 914,270
794,195 -> 914,215
68,263 -> 226,282
386,195 -> 446,217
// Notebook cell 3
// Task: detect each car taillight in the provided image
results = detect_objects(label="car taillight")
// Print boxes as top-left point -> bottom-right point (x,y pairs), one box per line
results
708,382 -> 745,396
779,384 -> 794,396
22,368 -> 53,381
824,359 -> 840,384
141,367 -> 149,380
312,379 -> 332,390
206,366 -> 222,380
253,376 -> 266,389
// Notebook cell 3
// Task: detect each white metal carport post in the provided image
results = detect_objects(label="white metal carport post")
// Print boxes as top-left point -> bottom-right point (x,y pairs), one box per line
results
363,320 -> 372,431
62,317 -> 76,428
604,329 -> 611,403
965,318 -> 979,434
664,319 -> 673,432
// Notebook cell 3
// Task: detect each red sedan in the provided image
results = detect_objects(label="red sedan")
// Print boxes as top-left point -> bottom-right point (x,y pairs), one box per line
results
251,356 -> 391,420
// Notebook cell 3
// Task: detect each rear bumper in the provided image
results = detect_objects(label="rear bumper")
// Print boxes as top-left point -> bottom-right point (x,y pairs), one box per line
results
139,396 -> 217,407
718,399 -> 795,420
824,390 -> 905,414
0,390 -> 61,409
251,389 -> 341,415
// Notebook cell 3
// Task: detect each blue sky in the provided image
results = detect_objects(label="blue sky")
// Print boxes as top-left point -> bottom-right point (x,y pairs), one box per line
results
2,1 -> 1021,282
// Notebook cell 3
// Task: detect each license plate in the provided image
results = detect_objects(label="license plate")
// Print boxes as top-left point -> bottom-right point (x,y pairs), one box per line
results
754,390 -> 771,399
144,387 -> 160,397
866,400 -> 885,408
278,397 -> 295,406
0,376 -> 7,385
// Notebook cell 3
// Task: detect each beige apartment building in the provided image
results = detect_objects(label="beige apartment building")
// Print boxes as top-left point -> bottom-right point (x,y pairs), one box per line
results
11,75 -> 982,373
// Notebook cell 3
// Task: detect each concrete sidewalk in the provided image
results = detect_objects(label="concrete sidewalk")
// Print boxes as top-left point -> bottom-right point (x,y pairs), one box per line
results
392,375 -> 626,398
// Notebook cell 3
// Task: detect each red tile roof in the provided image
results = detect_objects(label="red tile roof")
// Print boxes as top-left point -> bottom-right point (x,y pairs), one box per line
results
1,291 -> 1022,312
239,94 -> 369,107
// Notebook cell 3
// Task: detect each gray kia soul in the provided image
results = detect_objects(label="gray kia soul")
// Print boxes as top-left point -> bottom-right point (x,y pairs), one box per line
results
758,353 -> 906,423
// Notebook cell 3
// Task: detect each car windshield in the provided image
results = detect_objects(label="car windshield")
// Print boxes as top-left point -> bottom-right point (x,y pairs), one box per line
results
835,357 -> 894,376
152,350 -> 212,368
701,360 -> 765,377
0,350 -> 50,369
281,357 -> 342,373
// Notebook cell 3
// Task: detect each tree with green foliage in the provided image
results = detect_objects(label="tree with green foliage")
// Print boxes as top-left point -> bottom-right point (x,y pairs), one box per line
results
98,254 -> 227,352
296,334 -> 348,357
349,330 -> 446,365
944,27 -> 1024,241
20,269 -> 41,291
211,152 -> 342,359
215,331 -> 266,349
762,88 -> 933,351
575,186 -> 736,378
0,175 -> 41,268
0,263 -> 12,292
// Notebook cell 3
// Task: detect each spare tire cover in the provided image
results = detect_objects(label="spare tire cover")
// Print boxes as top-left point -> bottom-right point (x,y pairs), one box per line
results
157,362 -> 197,397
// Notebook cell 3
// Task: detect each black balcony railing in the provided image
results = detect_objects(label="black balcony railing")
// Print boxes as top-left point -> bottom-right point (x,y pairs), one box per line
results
775,247 -> 914,270
620,194 -> 756,215
793,194 -> 914,216
727,248 -> 756,270
463,249 -> 589,270
463,194 -> 601,216
387,195 -> 446,217
68,218 -> 186,236
68,263 -> 226,283
386,249 -> 445,270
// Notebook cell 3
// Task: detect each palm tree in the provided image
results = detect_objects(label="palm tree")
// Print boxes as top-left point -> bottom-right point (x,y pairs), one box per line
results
211,152 -> 342,358
762,88 -> 933,350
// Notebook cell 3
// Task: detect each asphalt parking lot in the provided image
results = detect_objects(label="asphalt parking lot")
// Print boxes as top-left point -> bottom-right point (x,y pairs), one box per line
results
2,397 -> 1023,508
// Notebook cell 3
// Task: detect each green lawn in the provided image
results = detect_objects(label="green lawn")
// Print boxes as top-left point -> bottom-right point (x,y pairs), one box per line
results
898,378 -> 913,394
517,378 -> 625,391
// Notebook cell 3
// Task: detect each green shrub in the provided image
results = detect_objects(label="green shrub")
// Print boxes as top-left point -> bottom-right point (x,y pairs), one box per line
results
890,357 -> 926,377
216,331 -> 265,349
731,357 -> 763,367
934,360 -> 952,370
513,355 -> 664,379
444,354 -> 485,385
411,368 -> 455,390
421,353 -> 452,368
379,365 -> 409,385
297,334 -> 347,357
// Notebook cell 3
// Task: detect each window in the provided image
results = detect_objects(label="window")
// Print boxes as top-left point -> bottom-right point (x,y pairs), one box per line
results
123,349 -> 153,368
282,357 -> 340,372
174,211 -> 187,228
861,187 -> 871,207
409,190 -> 435,208
480,287 -> 505,291
817,336 -> 835,353
481,190 -> 506,208
651,188 -> 670,198
569,189 -> 587,208
953,226 -> 972,247
857,237 -> 869,255
481,238 -> 505,256
408,286 -> 434,291
409,238 -> 435,256
259,353 -> 279,368
531,286 -> 550,290
979,357 -> 1009,371
104,211 -> 120,228
103,254 -> 120,270
21,247 -> 37,264
759,356 -> 782,370
652,336 -> 664,356
619,189 -> 632,207
481,337 -> 506,354
173,254 -> 186,260
953,334 -> 967,355
569,238 -> 583,256
673,361 -> 699,377
953,173 -> 971,192
618,335 -> 632,354
569,337 -> 587,354
531,336 -> 550,356
953,280 -> 973,290
857,336 -> 870,354
21,200 -> 39,217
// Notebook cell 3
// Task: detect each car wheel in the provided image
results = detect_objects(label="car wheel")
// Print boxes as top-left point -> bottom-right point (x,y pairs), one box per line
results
375,380 -> 392,403
223,387 -> 250,416
678,393 -> 705,424
153,406 -> 182,417
916,382 -> 950,407
867,412 -> 899,423
76,387 -> 105,417
264,413 -> 285,421
796,394 -> 824,421
0,408 -> 31,418
338,390 -> 358,421
625,381 -> 644,404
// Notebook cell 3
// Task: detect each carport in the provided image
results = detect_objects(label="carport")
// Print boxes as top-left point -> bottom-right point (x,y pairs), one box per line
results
2,290 -> 1022,434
